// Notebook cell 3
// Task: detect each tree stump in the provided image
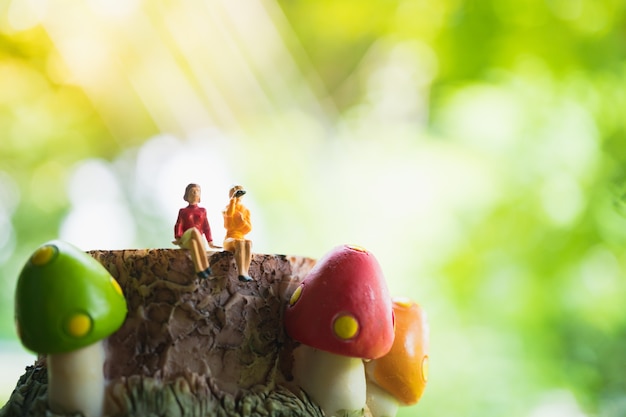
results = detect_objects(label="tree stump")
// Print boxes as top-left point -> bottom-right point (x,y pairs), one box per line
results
1,249 -> 330,417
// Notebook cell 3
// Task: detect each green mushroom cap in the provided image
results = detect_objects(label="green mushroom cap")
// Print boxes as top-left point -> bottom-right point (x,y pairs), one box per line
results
15,240 -> 128,354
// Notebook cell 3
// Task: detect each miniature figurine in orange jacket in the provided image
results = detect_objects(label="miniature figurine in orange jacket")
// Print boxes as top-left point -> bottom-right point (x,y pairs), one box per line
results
173,183 -> 221,278
223,185 -> 253,282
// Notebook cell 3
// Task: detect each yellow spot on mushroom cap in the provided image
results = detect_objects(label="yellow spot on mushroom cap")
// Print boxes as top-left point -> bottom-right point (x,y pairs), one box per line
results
422,355 -> 429,382
346,244 -> 368,253
30,245 -> 57,266
110,277 -> 123,297
289,285 -> 303,306
65,313 -> 93,338
333,314 -> 359,340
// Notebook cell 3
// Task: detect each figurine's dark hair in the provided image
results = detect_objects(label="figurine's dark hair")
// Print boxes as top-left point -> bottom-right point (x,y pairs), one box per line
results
184,183 -> 200,201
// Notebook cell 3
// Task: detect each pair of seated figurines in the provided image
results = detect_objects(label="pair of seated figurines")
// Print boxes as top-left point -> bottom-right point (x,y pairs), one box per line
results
173,183 -> 253,282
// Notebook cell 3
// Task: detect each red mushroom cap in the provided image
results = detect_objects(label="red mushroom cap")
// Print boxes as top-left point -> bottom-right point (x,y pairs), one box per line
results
284,244 -> 394,360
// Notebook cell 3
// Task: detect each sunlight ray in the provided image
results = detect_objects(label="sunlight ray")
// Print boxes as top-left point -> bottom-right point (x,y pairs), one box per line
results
36,0 -> 332,138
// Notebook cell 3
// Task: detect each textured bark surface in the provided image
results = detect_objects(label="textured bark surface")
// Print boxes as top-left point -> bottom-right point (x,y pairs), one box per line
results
0,249 -> 327,417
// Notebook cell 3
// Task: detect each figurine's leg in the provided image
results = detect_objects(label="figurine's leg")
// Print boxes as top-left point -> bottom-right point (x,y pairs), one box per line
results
224,238 -> 252,282
223,238 -> 235,253
181,228 -> 211,278
235,241 -> 251,282
189,242 -> 209,275
243,239 -> 252,276
235,241 -> 246,277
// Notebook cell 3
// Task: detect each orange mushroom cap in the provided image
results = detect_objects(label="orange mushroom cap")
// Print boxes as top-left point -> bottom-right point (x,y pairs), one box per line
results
285,244 -> 395,360
365,298 -> 429,405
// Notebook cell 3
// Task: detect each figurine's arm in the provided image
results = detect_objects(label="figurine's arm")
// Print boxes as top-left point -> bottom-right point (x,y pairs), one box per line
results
173,210 -> 184,241
224,198 -> 237,217
200,209 -> 213,242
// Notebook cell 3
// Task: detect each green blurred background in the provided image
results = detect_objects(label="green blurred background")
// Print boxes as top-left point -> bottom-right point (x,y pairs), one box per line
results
2,0 -> 626,415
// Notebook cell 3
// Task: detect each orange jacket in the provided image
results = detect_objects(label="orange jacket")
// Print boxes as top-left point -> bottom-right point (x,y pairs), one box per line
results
223,200 -> 251,240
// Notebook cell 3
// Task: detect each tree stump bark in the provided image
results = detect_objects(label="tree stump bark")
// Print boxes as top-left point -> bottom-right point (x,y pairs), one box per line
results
1,249 -> 330,417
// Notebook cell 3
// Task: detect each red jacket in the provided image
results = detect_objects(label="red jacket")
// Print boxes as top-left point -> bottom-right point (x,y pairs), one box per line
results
174,204 -> 213,242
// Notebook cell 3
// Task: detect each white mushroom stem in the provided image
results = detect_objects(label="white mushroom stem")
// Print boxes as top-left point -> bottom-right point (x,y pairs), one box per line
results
366,380 -> 399,417
292,344 -> 366,416
47,342 -> 105,417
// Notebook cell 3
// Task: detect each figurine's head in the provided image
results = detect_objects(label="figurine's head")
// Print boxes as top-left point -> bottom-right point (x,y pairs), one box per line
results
229,185 -> 246,199
184,183 -> 201,204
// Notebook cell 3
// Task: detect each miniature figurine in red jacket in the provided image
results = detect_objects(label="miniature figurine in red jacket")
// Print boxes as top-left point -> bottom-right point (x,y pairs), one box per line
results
174,183 -> 221,278
223,185 -> 253,282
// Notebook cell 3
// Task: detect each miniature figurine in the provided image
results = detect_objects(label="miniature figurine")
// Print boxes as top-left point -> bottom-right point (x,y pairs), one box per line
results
15,240 -> 128,417
173,183 -> 220,279
222,185 -> 253,282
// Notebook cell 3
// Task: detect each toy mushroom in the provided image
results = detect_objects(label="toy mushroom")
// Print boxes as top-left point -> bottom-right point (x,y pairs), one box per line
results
364,298 -> 429,417
14,240 -> 128,417
284,244 -> 395,417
